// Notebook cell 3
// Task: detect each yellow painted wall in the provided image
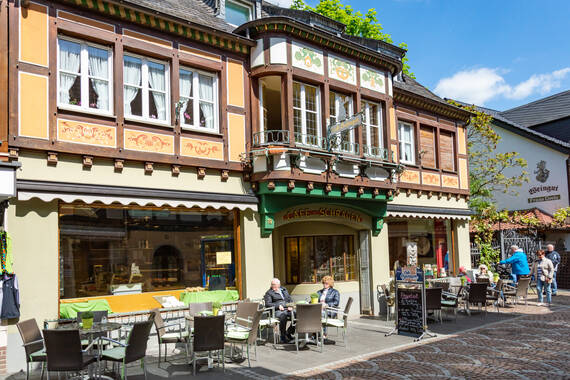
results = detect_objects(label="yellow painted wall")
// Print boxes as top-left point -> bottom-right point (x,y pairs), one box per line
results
454,219 -> 471,270
20,2 -> 48,66
389,107 -> 397,139
458,158 -> 469,189
17,151 -> 252,196
228,113 -> 245,162
227,60 -> 245,108
6,199 -> 59,332
240,210 -> 274,299
370,224 -> 390,297
390,191 -> 469,209
19,73 -> 48,139
457,126 -> 467,155
179,45 -> 221,62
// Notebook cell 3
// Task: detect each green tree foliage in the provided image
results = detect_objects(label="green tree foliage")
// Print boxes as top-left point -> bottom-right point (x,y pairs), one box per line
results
448,101 -> 529,266
291,0 -> 414,78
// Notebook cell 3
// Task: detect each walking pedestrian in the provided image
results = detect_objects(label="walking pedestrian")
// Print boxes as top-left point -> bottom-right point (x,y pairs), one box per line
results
545,244 -> 560,296
499,245 -> 530,283
531,250 -> 554,306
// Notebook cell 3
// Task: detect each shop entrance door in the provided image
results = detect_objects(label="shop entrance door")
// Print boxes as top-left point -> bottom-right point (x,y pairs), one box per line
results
358,230 -> 372,314
200,237 -> 235,289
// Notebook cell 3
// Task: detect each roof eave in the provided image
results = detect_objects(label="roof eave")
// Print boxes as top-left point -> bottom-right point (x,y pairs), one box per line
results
235,17 -> 404,74
394,88 -> 472,122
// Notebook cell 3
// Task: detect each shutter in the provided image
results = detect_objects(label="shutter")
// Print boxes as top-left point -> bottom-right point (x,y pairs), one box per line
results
440,132 -> 455,171
419,127 -> 436,168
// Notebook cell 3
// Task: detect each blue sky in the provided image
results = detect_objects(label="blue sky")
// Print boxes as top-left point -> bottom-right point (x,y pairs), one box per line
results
269,0 -> 570,111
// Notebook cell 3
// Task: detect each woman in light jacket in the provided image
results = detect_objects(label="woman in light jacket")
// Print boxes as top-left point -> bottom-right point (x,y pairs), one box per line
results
531,249 -> 554,306
317,275 -> 340,340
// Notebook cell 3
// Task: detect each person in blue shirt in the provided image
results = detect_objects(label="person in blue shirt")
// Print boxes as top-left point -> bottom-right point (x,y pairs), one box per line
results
499,245 -> 530,283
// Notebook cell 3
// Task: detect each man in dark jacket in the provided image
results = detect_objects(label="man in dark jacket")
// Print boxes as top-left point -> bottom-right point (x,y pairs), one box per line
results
263,278 -> 294,343
546,244 -> 561,296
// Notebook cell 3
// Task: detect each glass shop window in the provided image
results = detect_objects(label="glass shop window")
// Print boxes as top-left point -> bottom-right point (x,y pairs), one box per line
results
285,235 -> 356,284
59,204 -> 235,299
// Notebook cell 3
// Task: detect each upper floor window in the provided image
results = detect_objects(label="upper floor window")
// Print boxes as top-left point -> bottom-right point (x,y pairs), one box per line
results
362,100 -> 383,157
225,0 -> 252,26
179,68 -> 218,131
124,54 -> 170,124
57,37 -> 113,114
398,121 -> 415,164
440,131 -> 455,171
330,91 -> 354,153
293,81 -> 321,147
419,126 -> 436,168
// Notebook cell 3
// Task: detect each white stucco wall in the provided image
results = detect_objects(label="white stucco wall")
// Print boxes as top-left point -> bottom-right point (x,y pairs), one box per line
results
489,126 -> 569,214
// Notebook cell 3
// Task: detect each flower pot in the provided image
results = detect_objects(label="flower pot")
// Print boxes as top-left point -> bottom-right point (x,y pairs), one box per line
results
310,297 -> 319,304
212,308 -> 219,316
82,318 -> 93,330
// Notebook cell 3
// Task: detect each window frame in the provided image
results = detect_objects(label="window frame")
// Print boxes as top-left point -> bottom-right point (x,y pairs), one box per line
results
224,0 -> 253,27
179,66 -> 219,133
293,81 -> 322,147
123,52 -> 171,126
398,121 -> 416,165
362,99 -> 384,157
56,35 -> 114,116
329,91 -> 355,154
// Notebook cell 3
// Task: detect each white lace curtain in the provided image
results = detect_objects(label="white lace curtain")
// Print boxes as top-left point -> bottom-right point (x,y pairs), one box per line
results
148,63 -> 166,120
179,70 -> 193,123
88,46 -> 109,111
123,57 -> 141,116
199,74 -> 214,129
58,40 -> 81,105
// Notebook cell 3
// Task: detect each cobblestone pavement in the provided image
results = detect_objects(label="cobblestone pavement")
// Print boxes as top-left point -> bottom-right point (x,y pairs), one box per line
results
278,297 -> 570,380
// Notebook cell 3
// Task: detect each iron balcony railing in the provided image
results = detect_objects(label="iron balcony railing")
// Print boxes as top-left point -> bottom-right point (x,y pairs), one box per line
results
253,130 -> 290,146
252,130 -> 389,162
363,145 -> 390,160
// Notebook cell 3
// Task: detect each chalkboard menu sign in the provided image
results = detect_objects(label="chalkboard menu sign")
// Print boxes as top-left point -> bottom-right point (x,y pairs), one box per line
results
396,286 -> 424,337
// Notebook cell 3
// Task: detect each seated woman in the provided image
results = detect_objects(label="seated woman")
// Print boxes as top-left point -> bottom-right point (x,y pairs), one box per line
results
317,275 -> 340,342
475,264 -> 494,285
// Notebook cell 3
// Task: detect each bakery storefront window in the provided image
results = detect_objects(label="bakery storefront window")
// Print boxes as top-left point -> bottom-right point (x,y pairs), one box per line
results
59,204 -> 235,298
285,235 -> 356,284
388,219 -> 451,272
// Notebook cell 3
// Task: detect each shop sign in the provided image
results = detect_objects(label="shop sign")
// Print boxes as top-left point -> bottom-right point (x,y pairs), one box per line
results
282,207 -> 364,224
216,251 -> 232,265
396,266 -> 424,282
328,112 -> 362,136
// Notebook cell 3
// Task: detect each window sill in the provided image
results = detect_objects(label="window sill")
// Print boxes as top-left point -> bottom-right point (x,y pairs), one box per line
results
441,169 -> 458,175
124,116 -> 172,128
181,125 -> 222,137
57,105 -> 116,119
400,161 -> 417,167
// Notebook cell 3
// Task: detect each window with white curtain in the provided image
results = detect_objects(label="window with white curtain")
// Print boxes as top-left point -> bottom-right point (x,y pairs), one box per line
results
179,67 -> 218,131
293,81 -> 321,147
123,54 -> 170,123
362,100 -> 383,156
329,91 -> 354,153
57,37 -> 112,114
398,121 -> 415,164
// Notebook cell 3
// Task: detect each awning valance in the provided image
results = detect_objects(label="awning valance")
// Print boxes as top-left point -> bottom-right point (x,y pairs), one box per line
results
17,180 -> 258,212
386,204 -> 472,220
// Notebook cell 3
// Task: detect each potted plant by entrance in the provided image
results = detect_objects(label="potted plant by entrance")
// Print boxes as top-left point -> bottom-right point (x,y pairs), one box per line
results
81,311 -> 94,329
310,293 -> 319,304
212,301 -> 222,316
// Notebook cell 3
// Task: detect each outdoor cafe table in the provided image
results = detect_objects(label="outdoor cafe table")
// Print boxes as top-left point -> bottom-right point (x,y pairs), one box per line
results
53,322 -> 122,379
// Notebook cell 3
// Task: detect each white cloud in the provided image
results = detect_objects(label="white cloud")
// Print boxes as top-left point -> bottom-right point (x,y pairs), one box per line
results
434,67 -> 570,105
265,0 -> 293,7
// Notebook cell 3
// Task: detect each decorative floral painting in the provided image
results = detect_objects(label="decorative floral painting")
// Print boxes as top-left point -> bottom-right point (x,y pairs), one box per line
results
57,119 -> 116,147
181,137 -> 223,160
360,66 -> 386,93
124,129 -> 174,154
291,42 -> 324,75
328,55 -> 356,85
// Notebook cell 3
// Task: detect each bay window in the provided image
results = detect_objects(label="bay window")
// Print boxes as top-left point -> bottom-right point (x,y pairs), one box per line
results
330,91 -> 355,153
57,37 -> 112,114
123,54 -> 170,123
293,81 -> 321,147
398,121 -> 415,164
179,68 -> 218,131
362,100 -> 383,157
